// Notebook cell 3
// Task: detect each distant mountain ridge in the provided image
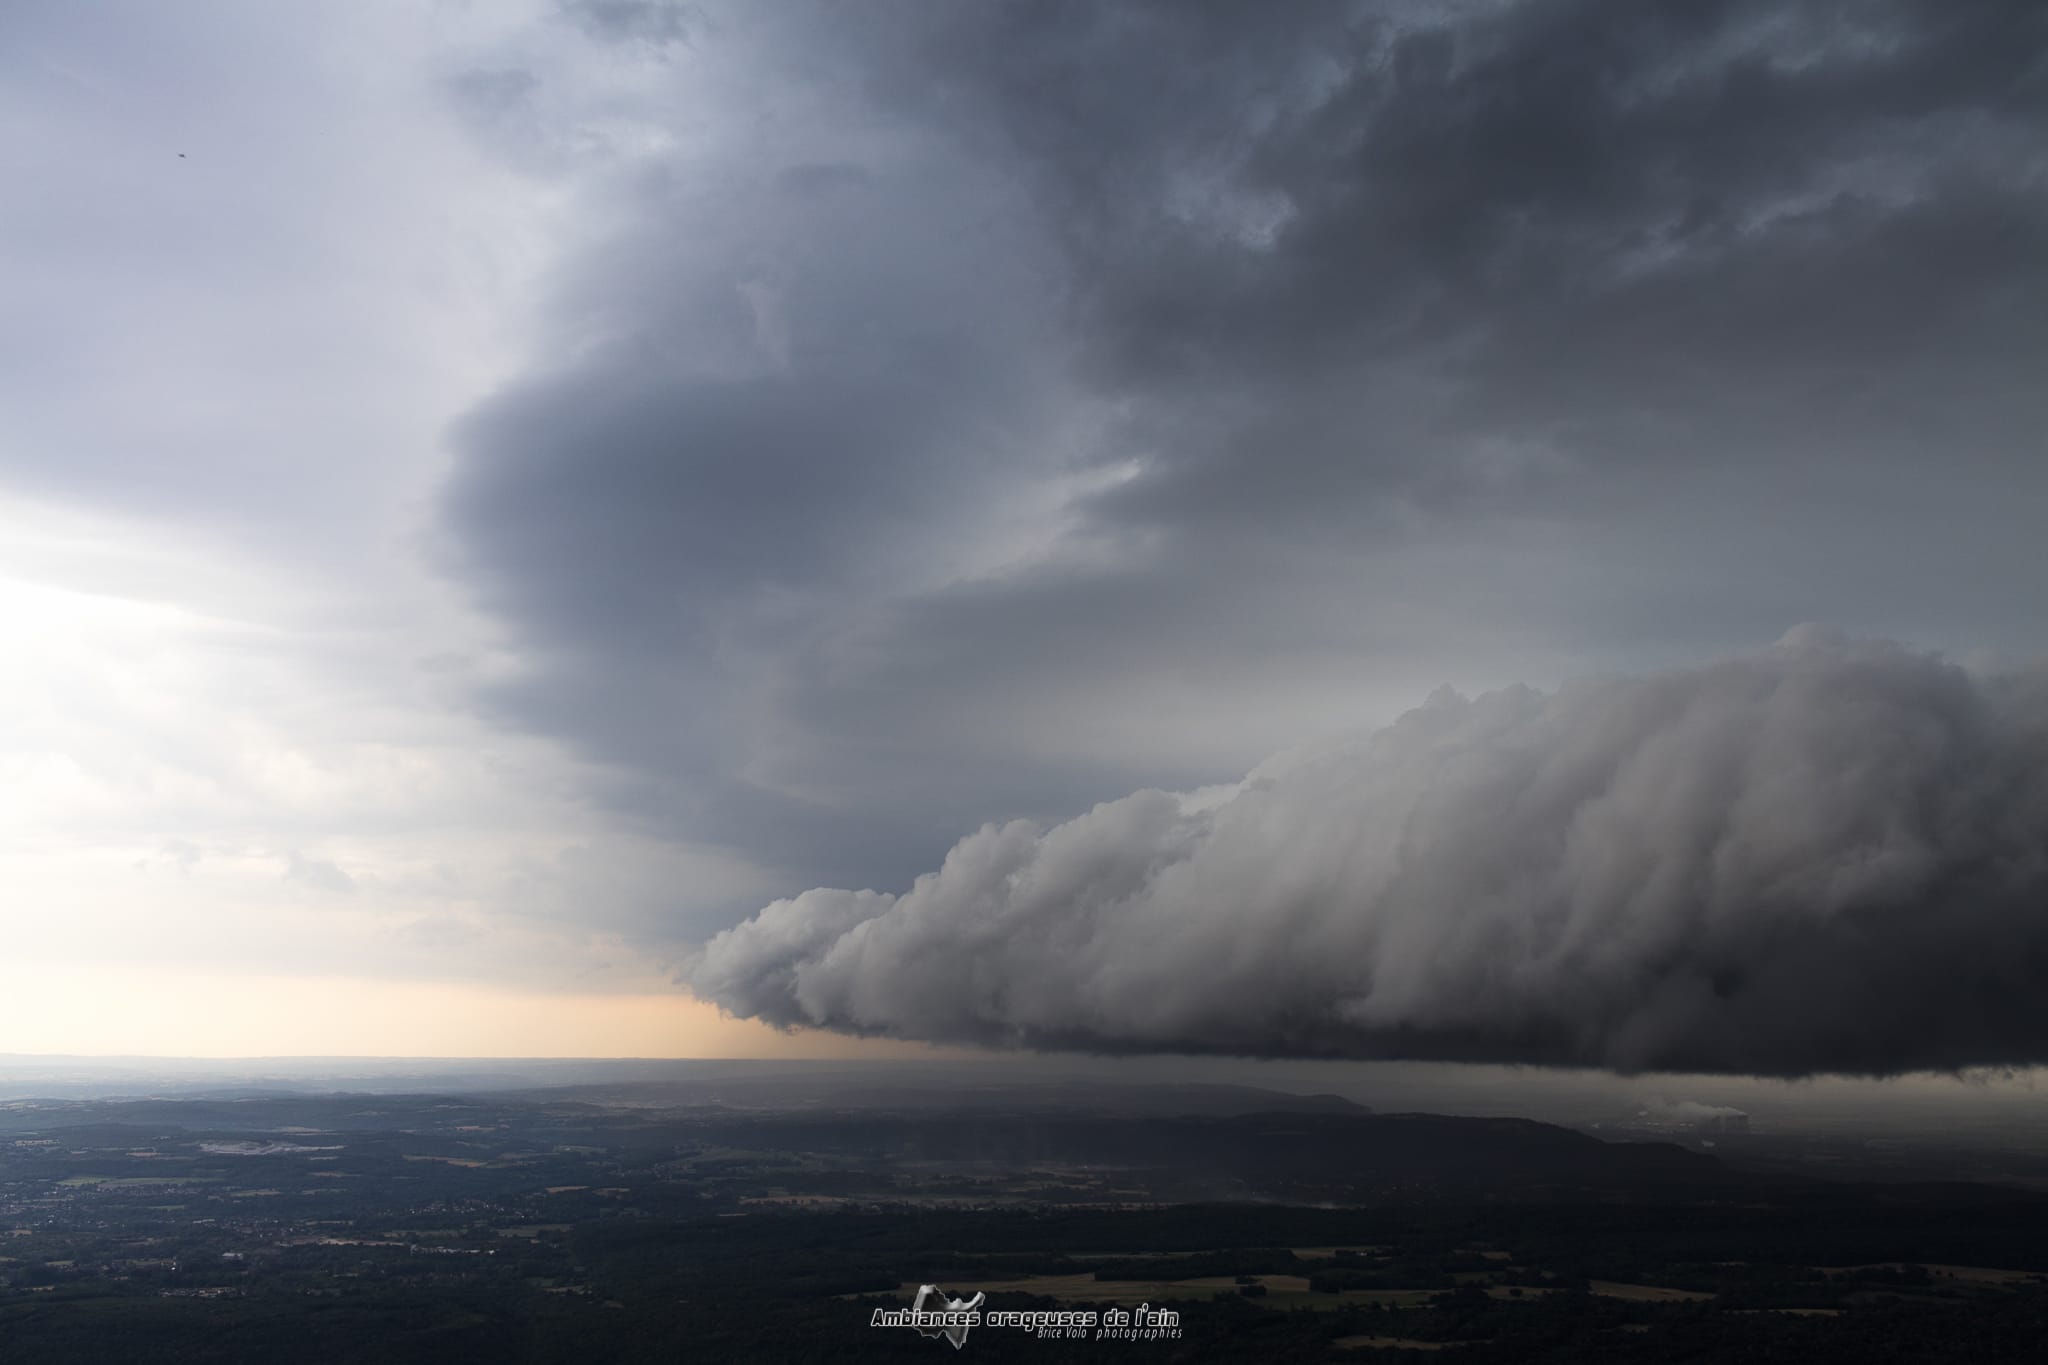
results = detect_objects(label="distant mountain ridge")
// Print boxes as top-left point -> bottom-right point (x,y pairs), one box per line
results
697,1107 -> 1723,1199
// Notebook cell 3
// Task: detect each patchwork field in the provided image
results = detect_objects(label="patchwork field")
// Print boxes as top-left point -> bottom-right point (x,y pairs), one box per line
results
1588,1280 -> 1717,1302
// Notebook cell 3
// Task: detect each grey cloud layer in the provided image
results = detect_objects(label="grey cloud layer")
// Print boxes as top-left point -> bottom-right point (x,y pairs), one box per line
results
442,1 -> 2048,898
688,632 -> 2048,1077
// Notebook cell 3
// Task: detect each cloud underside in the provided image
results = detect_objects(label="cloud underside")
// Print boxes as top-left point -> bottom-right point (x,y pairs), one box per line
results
687,632 -> 2048,1077
443,0 -> 2048,895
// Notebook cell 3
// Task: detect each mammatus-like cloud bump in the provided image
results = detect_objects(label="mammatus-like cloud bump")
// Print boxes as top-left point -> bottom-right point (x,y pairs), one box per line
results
684,631 -> 2048,1076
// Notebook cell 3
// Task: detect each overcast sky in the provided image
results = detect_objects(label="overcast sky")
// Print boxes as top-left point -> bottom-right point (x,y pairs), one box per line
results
3,0 -> 2043,1064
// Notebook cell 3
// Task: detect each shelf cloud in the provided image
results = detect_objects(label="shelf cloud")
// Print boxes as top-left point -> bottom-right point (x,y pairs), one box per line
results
688,630 -> 2048,1076
8,0 -> 2045,1056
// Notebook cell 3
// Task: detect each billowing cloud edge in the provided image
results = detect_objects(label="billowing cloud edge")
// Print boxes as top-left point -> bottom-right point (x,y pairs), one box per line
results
683,629 -> 2048,1077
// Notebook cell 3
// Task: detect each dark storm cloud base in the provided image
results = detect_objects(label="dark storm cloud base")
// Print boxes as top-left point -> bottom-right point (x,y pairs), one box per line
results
690,632 -> 2048,1076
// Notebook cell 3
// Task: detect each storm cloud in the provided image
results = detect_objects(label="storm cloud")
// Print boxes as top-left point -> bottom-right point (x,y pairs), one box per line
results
442,0 -> 2048,900
687,632 -> 2048,1077
6,0 -> 2044,1057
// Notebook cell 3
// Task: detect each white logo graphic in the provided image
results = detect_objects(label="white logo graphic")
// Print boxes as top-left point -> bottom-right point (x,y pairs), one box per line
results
910,1283 -> 985,1350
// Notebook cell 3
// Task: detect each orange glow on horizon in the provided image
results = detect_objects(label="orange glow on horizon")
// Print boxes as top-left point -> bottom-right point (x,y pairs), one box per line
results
0,965 -> 961,1060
